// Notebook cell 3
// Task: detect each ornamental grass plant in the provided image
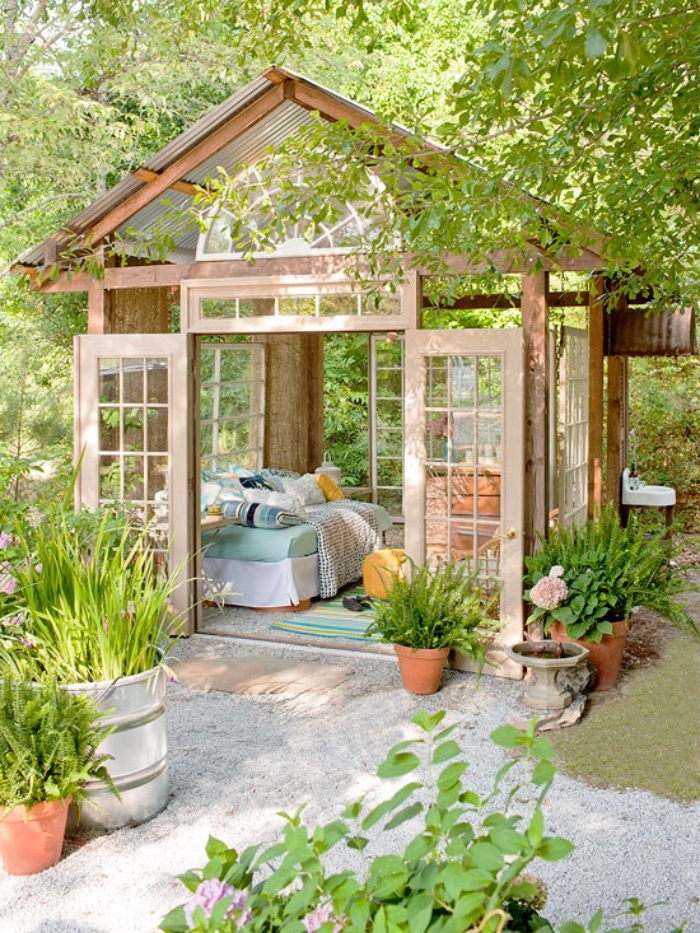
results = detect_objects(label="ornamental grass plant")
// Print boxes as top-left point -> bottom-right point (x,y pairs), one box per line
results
0,507 -> 183,684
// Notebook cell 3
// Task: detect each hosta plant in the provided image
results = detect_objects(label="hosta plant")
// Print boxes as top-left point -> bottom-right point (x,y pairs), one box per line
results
523,504 -> 698,644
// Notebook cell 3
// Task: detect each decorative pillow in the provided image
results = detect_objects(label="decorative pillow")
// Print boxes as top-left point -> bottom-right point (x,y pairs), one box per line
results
281,474 -> 327,506
227,463 -> 256,477
316,472 -> 344,502
221,500 -> 301,528
201,481 -> 245,511
239,474 -> 275,491
201,471 -> 243,492
261,467 -> 301,480
242,488 -> 307,518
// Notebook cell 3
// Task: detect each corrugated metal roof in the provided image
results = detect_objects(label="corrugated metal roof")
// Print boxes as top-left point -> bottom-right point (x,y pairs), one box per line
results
16,70 -> 388,269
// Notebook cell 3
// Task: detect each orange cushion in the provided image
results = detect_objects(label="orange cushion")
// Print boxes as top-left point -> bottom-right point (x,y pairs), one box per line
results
362,548 -> 406,599
316,472 -> 344,502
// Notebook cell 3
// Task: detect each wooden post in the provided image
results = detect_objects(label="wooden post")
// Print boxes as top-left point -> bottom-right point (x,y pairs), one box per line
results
606,355 -> 628,510
521,270 -> 549,556
588,276 -> 606,518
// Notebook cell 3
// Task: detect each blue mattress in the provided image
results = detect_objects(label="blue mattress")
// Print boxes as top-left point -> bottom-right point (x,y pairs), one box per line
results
202,522 -> 318,562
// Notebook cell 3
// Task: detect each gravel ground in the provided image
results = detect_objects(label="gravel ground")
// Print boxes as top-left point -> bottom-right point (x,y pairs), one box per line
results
1,632 -> 699,933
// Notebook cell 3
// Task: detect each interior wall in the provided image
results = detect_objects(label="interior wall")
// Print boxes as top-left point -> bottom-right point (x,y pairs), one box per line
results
257,333 -> 324,473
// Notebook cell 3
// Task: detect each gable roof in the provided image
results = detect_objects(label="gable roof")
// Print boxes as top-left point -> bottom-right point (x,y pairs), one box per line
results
16,67 -> 417,271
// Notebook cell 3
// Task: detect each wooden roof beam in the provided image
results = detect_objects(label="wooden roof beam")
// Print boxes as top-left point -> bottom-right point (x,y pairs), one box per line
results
131,168 -> 202,198
66,82 -> 287,250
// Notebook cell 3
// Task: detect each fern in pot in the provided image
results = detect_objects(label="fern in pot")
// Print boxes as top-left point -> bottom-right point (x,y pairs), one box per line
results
0,506 -> 186,830
0,678 -> 117,875
366,557 -> 497,694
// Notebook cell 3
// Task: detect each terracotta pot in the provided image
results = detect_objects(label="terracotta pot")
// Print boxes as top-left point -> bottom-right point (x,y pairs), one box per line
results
0,798 -> 70,875
393,644 -> 450,695
550,620 -> 629,691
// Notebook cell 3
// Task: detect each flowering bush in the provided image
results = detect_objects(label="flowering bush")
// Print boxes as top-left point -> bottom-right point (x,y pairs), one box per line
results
523,504 -> 698,643
161,711 -> 572,933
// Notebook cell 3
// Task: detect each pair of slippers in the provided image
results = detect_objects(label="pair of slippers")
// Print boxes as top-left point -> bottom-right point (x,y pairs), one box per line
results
342,594 -> 374,612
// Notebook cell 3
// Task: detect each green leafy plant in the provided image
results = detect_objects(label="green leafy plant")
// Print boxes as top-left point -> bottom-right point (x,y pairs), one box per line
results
365,556 -> 498,660
0,677 -> 117,812
160,711 -> 573,933
0,506 -> 183,683
523,504 -> 698,644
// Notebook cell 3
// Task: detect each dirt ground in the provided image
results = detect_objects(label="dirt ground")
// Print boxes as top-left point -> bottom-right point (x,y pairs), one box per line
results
620,536 -> 700,676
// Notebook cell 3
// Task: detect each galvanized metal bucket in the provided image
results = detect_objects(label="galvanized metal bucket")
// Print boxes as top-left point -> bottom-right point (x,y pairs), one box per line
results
65,664 -> 169,831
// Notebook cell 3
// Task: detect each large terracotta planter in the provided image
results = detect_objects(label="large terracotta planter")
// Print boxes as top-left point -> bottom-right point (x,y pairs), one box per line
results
550,620 -> 629,691
0,798 -> 70,875
393,644 -> 450,695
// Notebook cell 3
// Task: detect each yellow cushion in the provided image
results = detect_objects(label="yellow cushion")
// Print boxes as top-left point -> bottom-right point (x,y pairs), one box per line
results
362,548 -> 406,599
316,472 -> 344,502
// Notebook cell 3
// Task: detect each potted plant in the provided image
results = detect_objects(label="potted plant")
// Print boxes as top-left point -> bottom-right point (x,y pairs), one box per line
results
0,678 -> 117,875
365,557 -> 497,694
523,503 -> 698,690
0,505 -> 185,829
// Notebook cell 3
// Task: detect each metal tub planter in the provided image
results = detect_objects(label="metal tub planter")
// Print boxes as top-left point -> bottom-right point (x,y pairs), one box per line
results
65,664 -> 169,831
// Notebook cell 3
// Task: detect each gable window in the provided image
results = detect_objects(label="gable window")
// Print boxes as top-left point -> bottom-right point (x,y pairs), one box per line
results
196,162 -> 386,260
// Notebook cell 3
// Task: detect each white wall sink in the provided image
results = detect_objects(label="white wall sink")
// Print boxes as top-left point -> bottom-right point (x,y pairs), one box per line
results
621,469 -> 676,507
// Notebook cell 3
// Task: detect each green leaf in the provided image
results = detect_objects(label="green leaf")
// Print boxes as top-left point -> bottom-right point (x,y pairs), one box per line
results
489,724 -> 523,748
537,835 -> 576,861
432,739 -> 462,764
528,807 -> 544,847
412,709 -> 446,732
362,782 -> 422,830
366,855 -> 409,898
406,892 -> 434,933
437,761 -> 468,789
384,800 -> 424,831
469,841 -> 504,871
377,750 -> 421,778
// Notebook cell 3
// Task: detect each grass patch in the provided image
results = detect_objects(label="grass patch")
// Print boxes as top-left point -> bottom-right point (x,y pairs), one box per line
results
551,633 -> 700,802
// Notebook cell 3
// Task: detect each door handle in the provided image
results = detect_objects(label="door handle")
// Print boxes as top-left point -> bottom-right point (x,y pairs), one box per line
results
496,528 -> 517,540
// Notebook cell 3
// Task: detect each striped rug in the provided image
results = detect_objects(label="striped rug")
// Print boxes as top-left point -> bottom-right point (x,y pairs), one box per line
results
271,590 -> 381,641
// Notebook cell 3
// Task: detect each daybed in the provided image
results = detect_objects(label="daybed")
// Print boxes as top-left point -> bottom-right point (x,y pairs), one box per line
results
199,470 -> 392,610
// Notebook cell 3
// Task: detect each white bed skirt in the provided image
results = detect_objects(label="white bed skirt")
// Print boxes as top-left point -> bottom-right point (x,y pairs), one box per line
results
201,554 -> 320,609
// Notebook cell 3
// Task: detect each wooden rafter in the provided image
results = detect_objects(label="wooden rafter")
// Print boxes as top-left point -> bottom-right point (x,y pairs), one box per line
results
50,81 -> 286,253
131,168 -> 202,198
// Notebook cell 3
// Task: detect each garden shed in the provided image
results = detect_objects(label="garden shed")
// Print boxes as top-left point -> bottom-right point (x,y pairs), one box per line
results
13,67 -> 691,672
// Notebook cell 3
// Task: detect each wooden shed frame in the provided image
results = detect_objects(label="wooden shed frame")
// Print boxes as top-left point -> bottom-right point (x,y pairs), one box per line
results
14,67 -> 659,645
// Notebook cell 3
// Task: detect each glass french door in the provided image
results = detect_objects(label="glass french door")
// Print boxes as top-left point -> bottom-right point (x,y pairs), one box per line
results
404,329 -> 524,677
75,335 -> 193,630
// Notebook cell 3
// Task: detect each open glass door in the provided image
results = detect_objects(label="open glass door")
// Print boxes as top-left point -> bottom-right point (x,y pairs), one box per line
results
75,335 -> 192,630
558,327 -> 588,527
404,329 -> 524,677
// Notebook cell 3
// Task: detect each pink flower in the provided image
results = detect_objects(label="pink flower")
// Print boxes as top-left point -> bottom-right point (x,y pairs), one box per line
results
549,565 -> 565,578
529,574 -> 568,611
184,879 -> 251,929
0,532 -> 10,549
0,575 -> 17,595
303,902 -> 346,933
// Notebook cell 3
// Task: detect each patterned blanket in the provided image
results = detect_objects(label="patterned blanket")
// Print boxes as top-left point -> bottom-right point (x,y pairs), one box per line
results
304,501 -> 383,598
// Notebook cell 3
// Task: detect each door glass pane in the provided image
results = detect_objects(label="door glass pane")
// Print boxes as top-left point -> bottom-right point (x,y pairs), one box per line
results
200,344 -> 264,473
96,357 -> 170,524
371,335 -> 404,519
424,353 -> 503,600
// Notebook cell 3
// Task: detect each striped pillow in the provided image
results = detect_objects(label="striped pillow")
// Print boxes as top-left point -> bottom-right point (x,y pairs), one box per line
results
221,500 -> 302,528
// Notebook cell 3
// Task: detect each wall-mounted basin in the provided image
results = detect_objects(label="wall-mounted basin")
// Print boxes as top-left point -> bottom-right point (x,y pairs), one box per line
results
621,469 -> 675,508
